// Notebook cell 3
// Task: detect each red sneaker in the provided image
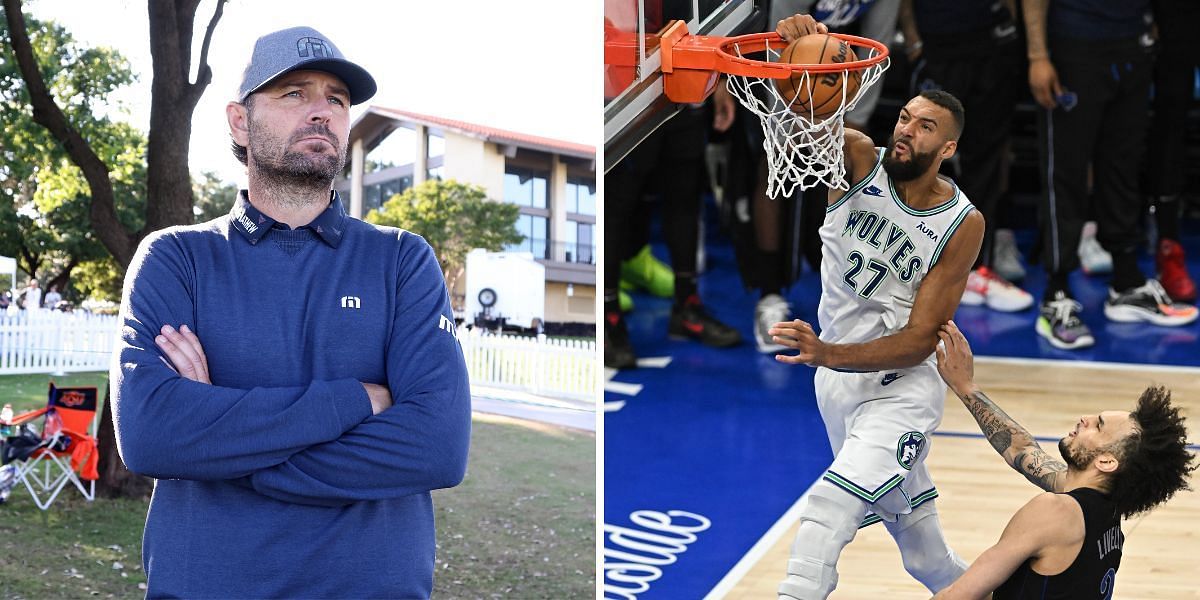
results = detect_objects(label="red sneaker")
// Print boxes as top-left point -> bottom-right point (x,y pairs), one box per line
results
1157,239 -> 1197,303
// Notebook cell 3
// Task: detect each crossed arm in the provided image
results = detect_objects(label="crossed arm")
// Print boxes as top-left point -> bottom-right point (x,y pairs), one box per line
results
112,231 -> 470,506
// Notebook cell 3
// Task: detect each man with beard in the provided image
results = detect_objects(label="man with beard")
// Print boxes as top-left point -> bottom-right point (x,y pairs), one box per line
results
111,27 -> 471,598
931,320 -> 1195,599
767,14 -> 984,600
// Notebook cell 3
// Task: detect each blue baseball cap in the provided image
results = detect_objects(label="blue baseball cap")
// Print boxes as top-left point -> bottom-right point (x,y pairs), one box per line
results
238,26 -> 376,105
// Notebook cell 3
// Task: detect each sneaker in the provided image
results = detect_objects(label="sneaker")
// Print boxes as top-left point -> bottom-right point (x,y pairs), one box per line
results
961,267 -> 1034,312
668,295 -> 742,348
754,294 -> 790,353
1104,279 -> 1199,326
604,312 -> 638,369
621,245 -> 674,298
1079,221 -> 1112,276
1037,291 -> 1095,350
992,229 -> 1026,283
619,290 -> 634,313
1157,239 -> 1197,302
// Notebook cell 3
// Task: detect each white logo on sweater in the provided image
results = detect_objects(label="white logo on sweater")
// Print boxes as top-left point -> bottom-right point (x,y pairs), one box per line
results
439,315 -> 457,338
341,296 -> 361,309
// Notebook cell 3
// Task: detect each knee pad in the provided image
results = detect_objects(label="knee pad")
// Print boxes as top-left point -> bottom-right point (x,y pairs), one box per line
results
886,502 -> 968,593
778,480 -> 867,600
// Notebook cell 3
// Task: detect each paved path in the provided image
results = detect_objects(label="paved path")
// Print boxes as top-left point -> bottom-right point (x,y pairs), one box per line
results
470,386 -> 595,432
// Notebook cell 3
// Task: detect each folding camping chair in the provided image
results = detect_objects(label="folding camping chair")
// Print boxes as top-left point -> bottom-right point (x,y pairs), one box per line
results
0,384 -> 99,510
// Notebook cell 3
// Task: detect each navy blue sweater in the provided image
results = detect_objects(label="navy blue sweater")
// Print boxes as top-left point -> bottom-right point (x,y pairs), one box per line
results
111,192 -> 471,599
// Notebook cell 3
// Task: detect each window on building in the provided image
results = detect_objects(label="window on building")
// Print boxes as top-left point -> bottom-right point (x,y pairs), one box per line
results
575,222 -> 594,264
506,214 -> 549,259
504,168 -> 549,209
364,175 -> 413,213
366,127 -> 416,172
566,178 -> 596,216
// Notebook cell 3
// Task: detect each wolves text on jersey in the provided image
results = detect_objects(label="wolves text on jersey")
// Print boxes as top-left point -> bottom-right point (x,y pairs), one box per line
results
841,209 -> 925,283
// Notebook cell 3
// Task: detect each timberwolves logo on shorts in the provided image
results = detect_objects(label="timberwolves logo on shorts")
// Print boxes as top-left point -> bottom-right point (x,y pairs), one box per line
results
896,432 -> 926,470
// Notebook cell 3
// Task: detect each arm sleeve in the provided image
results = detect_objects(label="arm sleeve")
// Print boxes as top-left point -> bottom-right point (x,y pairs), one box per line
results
248,235 -> 472,506
110,231 -> 373,481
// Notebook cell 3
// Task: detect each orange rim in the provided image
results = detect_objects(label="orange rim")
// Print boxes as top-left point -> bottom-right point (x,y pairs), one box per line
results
604,20 -> 890,103
713,31 -> 889,78
649,20 -> 887,77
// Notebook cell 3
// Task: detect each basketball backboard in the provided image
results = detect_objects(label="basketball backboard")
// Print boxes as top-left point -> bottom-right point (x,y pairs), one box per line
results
603,0 -> 765,172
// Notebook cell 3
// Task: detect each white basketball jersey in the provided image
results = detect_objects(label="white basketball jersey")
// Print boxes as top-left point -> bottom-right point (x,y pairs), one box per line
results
817,148 -> 976,355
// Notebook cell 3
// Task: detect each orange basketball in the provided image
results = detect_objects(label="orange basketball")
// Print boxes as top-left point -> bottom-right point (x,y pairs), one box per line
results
774,34 -> 863,119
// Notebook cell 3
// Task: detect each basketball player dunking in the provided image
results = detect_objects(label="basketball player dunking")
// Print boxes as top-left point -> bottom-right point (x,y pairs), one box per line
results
766,14 -> 984,600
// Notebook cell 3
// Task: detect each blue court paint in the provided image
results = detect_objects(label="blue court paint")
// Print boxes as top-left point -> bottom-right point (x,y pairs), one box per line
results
604,217 -> 1200,598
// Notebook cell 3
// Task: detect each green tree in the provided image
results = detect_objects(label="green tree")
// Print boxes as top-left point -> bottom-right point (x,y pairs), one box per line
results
366,179 -> 524,296
192,171 -> 238,222
0,13 -> 144,298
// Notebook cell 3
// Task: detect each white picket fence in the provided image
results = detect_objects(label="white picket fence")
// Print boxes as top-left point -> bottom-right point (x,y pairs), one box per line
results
458,330 -> 597,401
0,311 -> 597,402
0,311 -> 118,375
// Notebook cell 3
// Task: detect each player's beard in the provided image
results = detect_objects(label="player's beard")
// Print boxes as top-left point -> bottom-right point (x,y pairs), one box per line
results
1058,436 -> 1098,471
882,136 -> 937,182
248,120 -> 346,206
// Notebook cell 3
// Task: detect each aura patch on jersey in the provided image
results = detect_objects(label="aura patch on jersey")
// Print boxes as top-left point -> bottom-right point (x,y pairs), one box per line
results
896,432 -> 926,470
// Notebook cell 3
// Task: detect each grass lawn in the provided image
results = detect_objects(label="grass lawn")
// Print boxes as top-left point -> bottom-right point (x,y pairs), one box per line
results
0,373 -> 596,598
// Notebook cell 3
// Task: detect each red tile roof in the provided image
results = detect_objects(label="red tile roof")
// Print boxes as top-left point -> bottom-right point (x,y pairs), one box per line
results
369,107 -> 594,159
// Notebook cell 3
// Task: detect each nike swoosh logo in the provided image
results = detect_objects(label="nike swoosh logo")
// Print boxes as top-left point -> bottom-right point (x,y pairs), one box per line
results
682,321 -> 704,334
881,373 -> 905,386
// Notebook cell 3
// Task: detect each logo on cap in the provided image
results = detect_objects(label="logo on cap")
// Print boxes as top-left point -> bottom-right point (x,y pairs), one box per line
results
297,37 -> 331,59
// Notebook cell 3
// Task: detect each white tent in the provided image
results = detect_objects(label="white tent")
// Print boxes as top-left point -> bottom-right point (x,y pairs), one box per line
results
0,255 -> 16,291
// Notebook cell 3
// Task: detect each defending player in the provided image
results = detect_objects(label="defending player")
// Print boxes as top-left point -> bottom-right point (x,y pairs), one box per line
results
932,320 -> 1195,599
766,14 -> 984,600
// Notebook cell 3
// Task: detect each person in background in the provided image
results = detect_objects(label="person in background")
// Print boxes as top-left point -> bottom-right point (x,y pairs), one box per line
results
42,284 -> 62,310
900,0 -> 1034,313
20,278 -> 41,313
1143,0 -> 1199,303
1023,0 -> 1197,350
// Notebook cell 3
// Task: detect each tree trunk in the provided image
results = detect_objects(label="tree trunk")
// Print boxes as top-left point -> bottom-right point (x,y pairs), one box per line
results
91,0 -> 227,498
95,383 -> 153,499
6,0 -> 226,498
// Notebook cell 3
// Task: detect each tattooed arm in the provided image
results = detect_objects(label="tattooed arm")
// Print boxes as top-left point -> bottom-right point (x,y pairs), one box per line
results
957,388 -> 1067,492
935,321 -> 1067,493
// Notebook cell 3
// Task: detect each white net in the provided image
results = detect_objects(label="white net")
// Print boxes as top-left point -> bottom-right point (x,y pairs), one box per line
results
725,40 -> 888,198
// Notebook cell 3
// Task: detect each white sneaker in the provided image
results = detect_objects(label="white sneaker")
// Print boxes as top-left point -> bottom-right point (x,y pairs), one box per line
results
992,229 -> 1026,282
754,294 -> 790,353
961,267 -> 1034,312
1079,221 -> 1112,275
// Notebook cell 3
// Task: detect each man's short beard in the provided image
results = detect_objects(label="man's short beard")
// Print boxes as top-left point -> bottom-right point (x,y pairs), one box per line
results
1059,437 -> 1098,471
248,120 -> 346,205
882,136 -> 937,182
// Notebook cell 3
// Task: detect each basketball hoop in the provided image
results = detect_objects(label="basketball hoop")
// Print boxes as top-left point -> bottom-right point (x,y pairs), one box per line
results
645,22 -> 890,197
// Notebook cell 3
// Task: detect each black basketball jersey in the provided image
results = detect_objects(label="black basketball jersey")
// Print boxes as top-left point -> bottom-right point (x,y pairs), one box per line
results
993,488 -> 1123,600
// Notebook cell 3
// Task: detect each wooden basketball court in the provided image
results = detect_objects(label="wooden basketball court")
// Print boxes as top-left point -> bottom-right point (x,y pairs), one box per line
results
719,359 -> 1200,599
